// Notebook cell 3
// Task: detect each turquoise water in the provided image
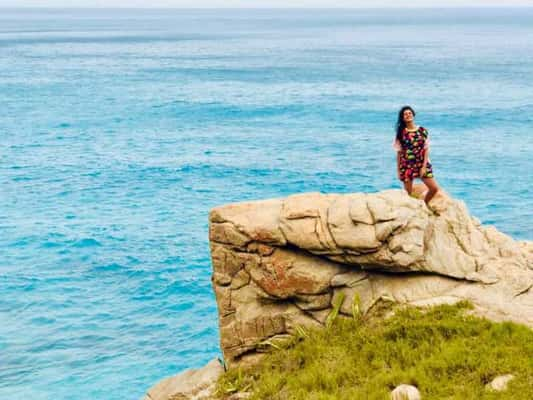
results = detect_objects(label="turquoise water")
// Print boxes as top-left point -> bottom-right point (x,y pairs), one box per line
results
1,7 -> 532,400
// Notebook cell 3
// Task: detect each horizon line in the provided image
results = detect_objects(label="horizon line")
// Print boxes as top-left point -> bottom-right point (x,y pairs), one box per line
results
2,5 -> 533,9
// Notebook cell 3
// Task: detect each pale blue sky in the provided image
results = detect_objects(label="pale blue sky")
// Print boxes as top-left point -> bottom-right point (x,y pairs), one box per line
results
1,0 -> 533,7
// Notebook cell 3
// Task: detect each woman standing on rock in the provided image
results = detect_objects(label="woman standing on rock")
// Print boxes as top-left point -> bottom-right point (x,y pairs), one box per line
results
393,106 -> 440,206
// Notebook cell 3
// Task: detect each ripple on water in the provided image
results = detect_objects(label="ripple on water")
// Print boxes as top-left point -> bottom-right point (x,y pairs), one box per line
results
71,238 -> 102,248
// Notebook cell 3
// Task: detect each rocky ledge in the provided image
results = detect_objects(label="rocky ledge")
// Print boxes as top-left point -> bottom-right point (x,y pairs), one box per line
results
143,187 -> 532,399
210,187 -> 532,366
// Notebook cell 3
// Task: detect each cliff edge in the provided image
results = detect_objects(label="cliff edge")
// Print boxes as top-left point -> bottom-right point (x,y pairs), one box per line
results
209,187 -> 532,367
143,187 -> 532,400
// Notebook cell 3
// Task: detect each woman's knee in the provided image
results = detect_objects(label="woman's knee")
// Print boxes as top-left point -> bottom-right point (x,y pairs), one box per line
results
423,178 -> 439,193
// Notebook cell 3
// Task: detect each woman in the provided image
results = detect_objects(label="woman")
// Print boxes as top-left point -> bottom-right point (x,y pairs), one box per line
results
393,106 -> 440,206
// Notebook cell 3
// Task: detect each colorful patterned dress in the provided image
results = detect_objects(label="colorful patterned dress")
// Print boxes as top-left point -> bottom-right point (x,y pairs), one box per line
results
393,126 -> 434,182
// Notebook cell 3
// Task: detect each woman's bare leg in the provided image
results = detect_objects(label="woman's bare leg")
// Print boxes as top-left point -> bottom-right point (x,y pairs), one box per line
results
421,177 -> 439,205
403,179 -> 413,196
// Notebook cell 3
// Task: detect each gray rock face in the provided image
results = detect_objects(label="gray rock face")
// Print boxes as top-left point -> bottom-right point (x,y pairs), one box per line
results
142,358 -> 223,400
209,187 -> 533,366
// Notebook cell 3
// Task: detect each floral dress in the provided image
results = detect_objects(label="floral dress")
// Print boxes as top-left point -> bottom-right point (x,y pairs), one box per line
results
393,126 -> 434,182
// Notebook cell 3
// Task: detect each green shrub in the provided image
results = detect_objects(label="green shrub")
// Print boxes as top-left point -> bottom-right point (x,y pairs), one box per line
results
217,301 -> 533,399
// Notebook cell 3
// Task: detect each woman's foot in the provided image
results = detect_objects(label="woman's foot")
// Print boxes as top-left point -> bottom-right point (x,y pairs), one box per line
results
426,202 -> 440,216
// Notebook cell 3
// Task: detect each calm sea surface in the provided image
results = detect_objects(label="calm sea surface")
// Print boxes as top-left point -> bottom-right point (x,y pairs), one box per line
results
1,7 -> 532,399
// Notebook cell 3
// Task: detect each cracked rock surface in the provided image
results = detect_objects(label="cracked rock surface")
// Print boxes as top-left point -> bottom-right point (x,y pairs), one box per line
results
209,188 -> 533,366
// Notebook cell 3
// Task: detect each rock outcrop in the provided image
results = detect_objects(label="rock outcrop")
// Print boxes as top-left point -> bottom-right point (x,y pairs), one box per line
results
209,187 -> 533,367
142,358 -> 224,400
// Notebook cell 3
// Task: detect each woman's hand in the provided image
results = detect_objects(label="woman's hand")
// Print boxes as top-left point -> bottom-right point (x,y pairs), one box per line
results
397,169 -> 402,180
420,165 -> 427,177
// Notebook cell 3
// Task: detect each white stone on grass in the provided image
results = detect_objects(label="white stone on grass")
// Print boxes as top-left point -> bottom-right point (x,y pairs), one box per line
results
390,384 -> 421,400
485,374 -> 515,392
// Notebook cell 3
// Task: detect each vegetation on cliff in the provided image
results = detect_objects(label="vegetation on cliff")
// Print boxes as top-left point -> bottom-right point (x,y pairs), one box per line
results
217,301 -> 533,400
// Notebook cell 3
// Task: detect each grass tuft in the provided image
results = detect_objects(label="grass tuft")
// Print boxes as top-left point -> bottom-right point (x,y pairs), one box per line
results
216,301 -> 533,399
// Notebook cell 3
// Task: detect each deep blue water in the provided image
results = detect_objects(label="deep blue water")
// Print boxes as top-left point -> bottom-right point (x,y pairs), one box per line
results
1,7 -> 532,400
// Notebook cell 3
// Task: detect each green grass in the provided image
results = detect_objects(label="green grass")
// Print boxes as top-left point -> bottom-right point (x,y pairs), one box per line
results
216,301 -> 533,399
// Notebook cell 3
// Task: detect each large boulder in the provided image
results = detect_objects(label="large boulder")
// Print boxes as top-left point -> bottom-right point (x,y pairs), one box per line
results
141,358 -> 223,400
209,187 -> 533,366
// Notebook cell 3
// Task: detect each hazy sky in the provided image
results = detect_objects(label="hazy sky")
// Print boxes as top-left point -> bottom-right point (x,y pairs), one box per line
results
2,0 -> 533,8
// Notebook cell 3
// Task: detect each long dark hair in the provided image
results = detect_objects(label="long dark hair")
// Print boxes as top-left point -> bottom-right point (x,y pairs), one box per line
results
396,105 -> 416,141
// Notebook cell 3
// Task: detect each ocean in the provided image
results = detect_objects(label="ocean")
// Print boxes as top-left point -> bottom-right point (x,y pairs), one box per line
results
1,7 -> 532,399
